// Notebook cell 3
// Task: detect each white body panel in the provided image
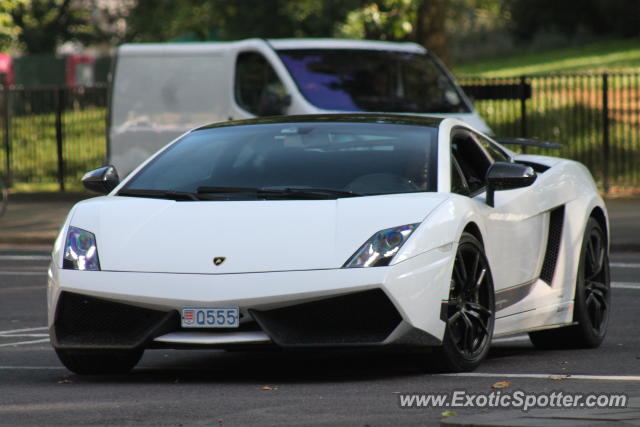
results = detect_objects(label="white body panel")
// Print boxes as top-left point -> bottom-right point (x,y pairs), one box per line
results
51,117 -> 608,351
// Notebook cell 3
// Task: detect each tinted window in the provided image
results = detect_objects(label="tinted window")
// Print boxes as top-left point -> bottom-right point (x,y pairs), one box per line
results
235,52 -> 287,116
451,130 -> 493,195
124,122 -> 439,197
451,157 -> 470,196
474,133 -> 510,162
277,49 -> 468,114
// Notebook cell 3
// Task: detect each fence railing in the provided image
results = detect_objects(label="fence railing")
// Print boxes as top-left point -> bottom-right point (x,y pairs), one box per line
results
459,72 -> 640,193
1,84 -> 107,190
1,73 -> 639,193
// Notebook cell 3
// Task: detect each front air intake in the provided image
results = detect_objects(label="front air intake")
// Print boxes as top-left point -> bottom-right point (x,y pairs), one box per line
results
53,292 -> 177,349
249,289 -> 402,346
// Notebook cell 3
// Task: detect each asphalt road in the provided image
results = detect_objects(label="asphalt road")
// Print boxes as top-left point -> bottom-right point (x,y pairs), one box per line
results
0,248 -> 638,426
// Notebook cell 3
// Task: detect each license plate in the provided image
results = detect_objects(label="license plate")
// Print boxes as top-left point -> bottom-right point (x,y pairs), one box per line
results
181,307 -> 240,328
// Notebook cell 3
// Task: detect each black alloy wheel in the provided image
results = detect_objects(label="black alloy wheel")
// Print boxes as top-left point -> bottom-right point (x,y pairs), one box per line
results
581,219 -> 610,336
437,232 -> 495,372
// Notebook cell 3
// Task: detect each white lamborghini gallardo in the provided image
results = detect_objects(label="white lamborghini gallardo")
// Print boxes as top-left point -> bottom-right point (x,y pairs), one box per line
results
48,114 -> 610,374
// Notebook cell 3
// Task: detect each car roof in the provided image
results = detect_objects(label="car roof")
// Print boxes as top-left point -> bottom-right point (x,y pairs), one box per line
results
194,114 -> 445,131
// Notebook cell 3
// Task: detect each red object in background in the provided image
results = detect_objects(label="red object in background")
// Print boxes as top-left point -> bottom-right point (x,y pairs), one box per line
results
0,54 -> 14,85
66,54 -> 95,86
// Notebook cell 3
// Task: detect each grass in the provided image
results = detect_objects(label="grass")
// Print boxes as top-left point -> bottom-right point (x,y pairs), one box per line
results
454,39 -> 640,77
3,107 -> 106,187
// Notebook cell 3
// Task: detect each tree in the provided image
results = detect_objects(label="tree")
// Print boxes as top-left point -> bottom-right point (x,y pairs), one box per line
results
8,0 -> 90,54
338,0 -> 452,65
415,0 -> 449,65
125,0 -> 361,43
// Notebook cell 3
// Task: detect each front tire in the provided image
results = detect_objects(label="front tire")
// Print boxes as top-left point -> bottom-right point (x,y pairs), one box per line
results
529,217 -> 610,349
436,233 -> 495,372
55,348 -> 143,375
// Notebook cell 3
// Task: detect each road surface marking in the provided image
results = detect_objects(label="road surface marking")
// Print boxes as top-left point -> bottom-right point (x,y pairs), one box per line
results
442,372 -> 640,381
0,366 -> 63,370
0,333 -> 48,338
610,262 -> 640,269
0,255 -> 50,261
0,338 -> 50,348
612,282 -> 640,289
492,335 -> 530,343
0,271 -> 46,276
0,326 -> 47,335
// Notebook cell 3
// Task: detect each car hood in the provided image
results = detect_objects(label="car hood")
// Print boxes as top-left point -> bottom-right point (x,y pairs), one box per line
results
68,193 -> 448,274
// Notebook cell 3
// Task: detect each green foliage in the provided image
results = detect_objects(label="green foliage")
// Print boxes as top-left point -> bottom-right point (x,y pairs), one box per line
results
7,0 -> 93,53
338,0 -> 417,41
508,0 -> 640,41
126,0 -> 361,42
0,0 -> 20,51
455,39 -> 640,76
7,107 -> 105,184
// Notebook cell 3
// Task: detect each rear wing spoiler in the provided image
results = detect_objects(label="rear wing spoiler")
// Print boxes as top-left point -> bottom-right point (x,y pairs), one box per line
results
494,137 -> 562,150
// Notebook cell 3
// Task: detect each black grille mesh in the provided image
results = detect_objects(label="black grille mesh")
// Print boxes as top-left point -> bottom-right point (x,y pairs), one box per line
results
540,205 -> 565,284
54,292 -> 176,348
250,289 -> 401,346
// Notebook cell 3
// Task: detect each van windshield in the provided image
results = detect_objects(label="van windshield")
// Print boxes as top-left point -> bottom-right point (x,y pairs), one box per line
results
277,49 -> 469,114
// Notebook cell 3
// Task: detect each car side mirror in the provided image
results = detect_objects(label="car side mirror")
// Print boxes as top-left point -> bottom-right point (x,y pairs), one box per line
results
485,162 -> 536,207
81,166 -> 120,194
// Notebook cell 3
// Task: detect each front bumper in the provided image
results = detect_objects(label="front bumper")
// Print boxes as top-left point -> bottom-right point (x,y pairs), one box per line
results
48,248 -> 453,350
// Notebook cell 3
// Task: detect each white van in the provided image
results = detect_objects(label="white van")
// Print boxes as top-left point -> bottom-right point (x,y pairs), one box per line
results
109,38 -> 490,175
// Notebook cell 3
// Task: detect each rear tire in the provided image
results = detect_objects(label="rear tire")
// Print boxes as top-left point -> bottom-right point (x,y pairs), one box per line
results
55,348 -> 143,375
529,217 -> 610,349
435,232 -> 495,372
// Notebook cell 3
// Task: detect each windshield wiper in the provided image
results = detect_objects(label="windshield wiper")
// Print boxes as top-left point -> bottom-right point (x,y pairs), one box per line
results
264,187 -> 361,199
118,188 -> 200,201
197,186 -> 361,199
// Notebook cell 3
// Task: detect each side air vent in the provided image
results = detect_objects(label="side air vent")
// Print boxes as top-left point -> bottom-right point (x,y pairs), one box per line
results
540,205 -> 565,284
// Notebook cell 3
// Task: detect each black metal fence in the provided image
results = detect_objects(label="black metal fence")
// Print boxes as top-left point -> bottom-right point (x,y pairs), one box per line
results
459,73 -> 640,193
0,73 -> 639,193
1,84 -> 107,190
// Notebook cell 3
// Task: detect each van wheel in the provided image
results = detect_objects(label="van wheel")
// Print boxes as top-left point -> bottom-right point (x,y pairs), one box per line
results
436,233 -> 495,372
55,348 -> 143,375
529,217 -> 610,349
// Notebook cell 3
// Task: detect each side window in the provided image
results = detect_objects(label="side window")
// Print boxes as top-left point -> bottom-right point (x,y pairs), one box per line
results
450,130 -> 493,195
451,156 -> 470,196
473,133 -> 510,162
235,52 -> 287,116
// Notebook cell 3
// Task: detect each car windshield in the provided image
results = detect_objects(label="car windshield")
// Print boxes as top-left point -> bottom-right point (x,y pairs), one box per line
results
277,49 -> 469,114
122,121 -> 438,200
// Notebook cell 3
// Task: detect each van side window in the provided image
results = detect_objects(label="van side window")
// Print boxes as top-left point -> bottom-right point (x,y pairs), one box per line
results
235,52 -> 288,117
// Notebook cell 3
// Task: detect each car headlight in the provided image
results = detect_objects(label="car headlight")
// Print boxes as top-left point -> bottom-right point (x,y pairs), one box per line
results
343,224 -> 419,268
63,226 -> 100,271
